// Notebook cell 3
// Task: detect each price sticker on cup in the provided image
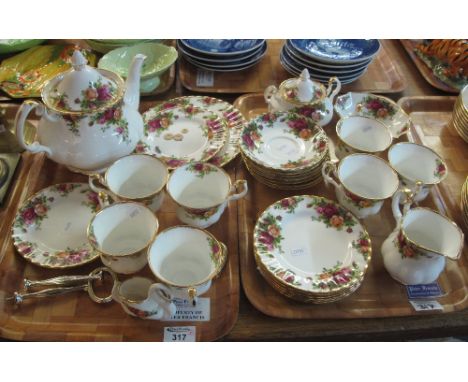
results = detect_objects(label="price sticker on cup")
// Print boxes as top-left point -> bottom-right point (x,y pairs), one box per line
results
163,326 -> 196,342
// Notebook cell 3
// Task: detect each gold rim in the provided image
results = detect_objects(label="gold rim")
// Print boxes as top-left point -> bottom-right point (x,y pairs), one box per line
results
387,142 -> 448,185
41,68 -> 125,116
253,194 -> 372,295
147,225 -> 226,288
337,153 -> 399,201
117,277 -> 154,304
103,153 -> 169,201
87,201 -> 159,258
10,182 -> 100,269
401,206 -> 464,259
336,115 -> 393,153
166,162 -> 232,210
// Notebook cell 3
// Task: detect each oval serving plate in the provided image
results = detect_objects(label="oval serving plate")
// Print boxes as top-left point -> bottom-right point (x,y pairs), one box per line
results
11,183 -> 101,269
254,195 -> 372,294
140,105 -> 227,169
240,111 -> 328,171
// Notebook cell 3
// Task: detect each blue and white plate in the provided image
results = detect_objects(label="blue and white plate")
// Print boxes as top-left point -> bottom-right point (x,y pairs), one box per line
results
183,54 -> 264,73
177,40 -> 266,64
180,39 -> 265,56
289,39 -> 380,64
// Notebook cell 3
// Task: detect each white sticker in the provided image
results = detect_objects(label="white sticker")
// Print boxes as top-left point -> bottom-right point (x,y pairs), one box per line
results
164,297 -> 210,322
409,300 -> 443,312
196,70 -> 214,87
163,326 -> 196,342
290,248 -> 307,257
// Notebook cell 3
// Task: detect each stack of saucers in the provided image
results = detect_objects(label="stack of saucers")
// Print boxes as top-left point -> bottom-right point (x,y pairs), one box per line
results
177,39 -> 267,72
280,39 -> 380,84
254,195 -> 372,303
461,177 -> 468,230
451,84 -> 468,143
240,111 -> 329,190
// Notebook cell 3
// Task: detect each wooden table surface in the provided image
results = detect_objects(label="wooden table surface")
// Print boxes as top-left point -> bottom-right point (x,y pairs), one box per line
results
1,40 -> 467,341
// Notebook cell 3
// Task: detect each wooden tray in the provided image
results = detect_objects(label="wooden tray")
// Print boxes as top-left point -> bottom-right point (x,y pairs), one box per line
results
400,40 -> 460,94
234,93 -> 468,319
179,39 -> 406,94
0,102 -> 239,341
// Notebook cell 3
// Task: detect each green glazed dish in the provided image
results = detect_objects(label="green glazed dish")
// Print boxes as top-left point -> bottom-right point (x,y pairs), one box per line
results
0,39 -> 46,54
85,39 -> 160,54
98,42 -> 178,93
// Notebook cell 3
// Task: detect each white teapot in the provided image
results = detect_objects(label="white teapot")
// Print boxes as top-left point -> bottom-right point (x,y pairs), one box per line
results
264,68 -> 341,126
381,189 -> 464,285
15,50 -> 146,174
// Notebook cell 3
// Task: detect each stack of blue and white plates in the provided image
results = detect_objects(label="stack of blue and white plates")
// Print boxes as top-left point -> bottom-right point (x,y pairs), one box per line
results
280,39 -> 381,84
177,39 -> 267,72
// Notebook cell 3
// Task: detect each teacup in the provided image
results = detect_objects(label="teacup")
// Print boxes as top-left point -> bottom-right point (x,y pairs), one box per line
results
89,154 -> 168,212
112,276 -> 176,320
87,201 -> 159,274
322,153 -> 399,218
381,189 -> 464,285
148,226 -> 227,306
166,162 -> 248,228
335,116 -> 393,159
388,142 -> 448,202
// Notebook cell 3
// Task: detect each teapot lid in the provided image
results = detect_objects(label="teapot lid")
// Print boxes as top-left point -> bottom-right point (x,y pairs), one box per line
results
42,50 -> 125,114
278,69 -> 327,106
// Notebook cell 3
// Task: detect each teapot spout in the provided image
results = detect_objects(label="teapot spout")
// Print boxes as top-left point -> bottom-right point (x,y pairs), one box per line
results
124,53 -> 146,110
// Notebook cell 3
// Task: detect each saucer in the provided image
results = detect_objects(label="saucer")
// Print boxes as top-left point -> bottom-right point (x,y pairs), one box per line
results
11,183 -> 100,269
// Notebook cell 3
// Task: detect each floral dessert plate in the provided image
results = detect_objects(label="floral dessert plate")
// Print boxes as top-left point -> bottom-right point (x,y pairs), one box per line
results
334,92 -> 411,138
254,195 -> 372,293
11,183 -> 101,269
139,105 -> 227,169
289,39 -> 381,64
180,39 -> 265,56
240,111 -> 328,171
146,96 -> 245,167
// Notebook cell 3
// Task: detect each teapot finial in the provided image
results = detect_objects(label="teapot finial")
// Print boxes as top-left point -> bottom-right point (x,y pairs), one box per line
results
71,50 -> 88,71
296,68 -> 313,102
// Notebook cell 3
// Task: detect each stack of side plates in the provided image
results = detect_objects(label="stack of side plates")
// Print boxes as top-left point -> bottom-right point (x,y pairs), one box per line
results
177,39 -> 267,72
461,177 -> 468,230
240,111 -> 329,190
451,84 -> 468,143
254,195 -> 372,303
280,39 -> 380,84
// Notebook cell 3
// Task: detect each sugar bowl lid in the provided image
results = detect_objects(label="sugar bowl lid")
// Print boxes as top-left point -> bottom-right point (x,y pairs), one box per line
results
279,68 -> 326,106
42,50 -> 125,115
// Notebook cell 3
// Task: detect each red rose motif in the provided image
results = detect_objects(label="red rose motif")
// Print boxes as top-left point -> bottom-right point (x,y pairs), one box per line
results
281,199 -> 292,208
147,118 -> 162,132
321,203 -> 339,219
193,163 -> 204,172
21,207 -> 36,224
366,99 -> 383,110
242,133 -> 254,150
34,203 -> 47,217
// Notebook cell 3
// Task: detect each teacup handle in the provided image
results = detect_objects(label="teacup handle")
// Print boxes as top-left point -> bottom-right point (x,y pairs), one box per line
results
15,100 -> 53,156
264,85 -> 278,104
391,188 -> 415,225
322,161 -> 341,190
227,179 -> 248,202
326,77 -> 341,103
149,283 -> 176,318
88,174 -> 116,208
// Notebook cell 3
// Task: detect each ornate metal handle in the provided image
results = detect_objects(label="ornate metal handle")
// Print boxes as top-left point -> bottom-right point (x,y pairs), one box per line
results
6,285 -> 88,305
24,273 -> 102,290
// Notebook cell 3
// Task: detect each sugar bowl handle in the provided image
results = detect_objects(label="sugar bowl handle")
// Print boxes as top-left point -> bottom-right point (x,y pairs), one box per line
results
326,77 -> 341,103
264,85 -> 278,104
227,179 -> 248,201
15,100 -> 52,156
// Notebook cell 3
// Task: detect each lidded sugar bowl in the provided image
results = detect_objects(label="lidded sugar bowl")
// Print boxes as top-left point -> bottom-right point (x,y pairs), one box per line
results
264,68 -> 341,126
15,49 -> 146,174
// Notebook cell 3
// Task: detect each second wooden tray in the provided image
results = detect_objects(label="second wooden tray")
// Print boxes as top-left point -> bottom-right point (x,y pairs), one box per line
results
179,40 -> 406,94
234,93 -> 468,319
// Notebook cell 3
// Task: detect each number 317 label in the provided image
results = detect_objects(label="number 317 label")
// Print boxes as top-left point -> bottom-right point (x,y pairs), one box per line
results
163,326 -> 196,342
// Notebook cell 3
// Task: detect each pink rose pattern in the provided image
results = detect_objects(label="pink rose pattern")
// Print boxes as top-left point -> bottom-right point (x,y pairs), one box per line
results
308,199 -> 356,232
351,231 -> 372,261
315,261 -> 360,289
186,162 -> 217,178
292,103 -> 327,122
434,158 -> 446,179
80,190 -> 100,213
273,196 -> 304,214
207,236 -> 223,268
89,101 -> 130,143
50,183 -> 80,196
394,230 -> 426,259
133,141 -> 150,153
255,213 -> 284,254
14,195 -> 52,232
144,111 -> 178,137
358,96 -> 396,119
78,78 -> 116,110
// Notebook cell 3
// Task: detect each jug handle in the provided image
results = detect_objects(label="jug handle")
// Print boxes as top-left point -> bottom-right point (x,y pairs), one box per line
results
227,179 -> 248,202
15,100 -> 52,156
326,77 -> 341,103
322,161 -> 341,190
149,283 -> 176,317
264,85 -> 278,104
88,174 -> 117,208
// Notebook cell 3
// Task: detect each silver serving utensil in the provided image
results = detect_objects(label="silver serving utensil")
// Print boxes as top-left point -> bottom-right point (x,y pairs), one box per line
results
23,272 -> 103,290
6,285 -> 89,305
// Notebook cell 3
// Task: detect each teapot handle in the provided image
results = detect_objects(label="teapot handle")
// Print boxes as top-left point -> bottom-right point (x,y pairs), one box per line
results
264,85 -> 278,104
322,160 -> 341,190
326,77 -> 341,103
15,100 -> 52,156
